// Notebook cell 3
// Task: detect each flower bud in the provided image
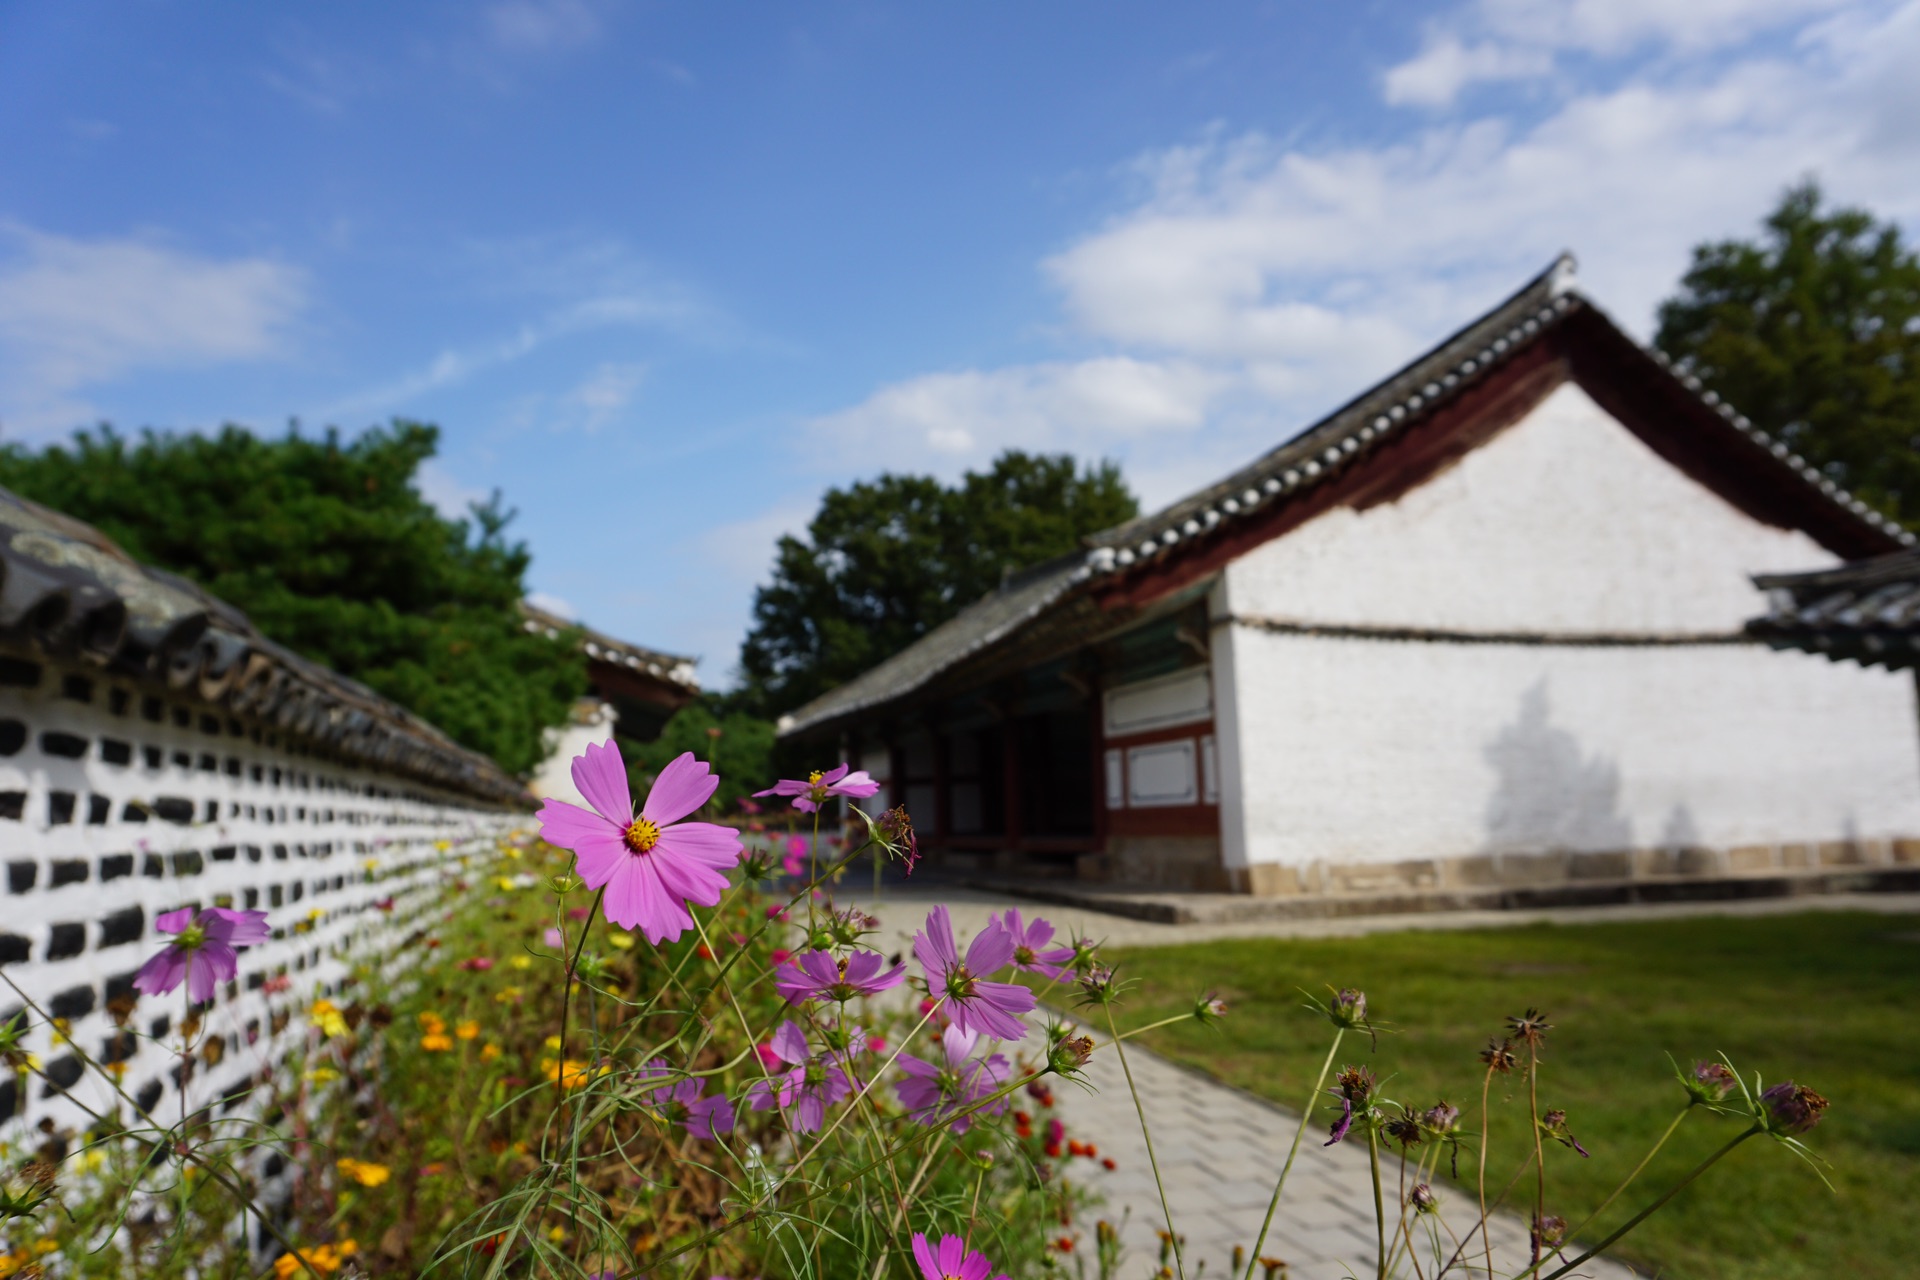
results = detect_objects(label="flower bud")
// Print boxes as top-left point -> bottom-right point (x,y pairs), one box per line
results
1410,1183 -> 1439,1215
1759,1081 -> 1828,1136
1422,1100 -> 1460,1135
1539,1108 -> 1590,1157
1682,1059 -> 1736,1105
1049,1035 -> 1095,1076
0,1161 -> 55,1220
1328,987 -> 1367,1028
1193,993 -> 1228,1023
1531,1214 -> 1567,1251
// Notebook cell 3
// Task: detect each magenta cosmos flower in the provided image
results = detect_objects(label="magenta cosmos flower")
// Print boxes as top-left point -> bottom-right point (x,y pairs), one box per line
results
774,948 -> 905,1005
133,907 -> 270,1003
754,763 -> 881,813
913,906 -> 1034,1042
911,1233 -> 1008,1280
745,1020 -> 851,1133
996,909 -> 1074,979
895,1024 -> 1010,1133
636,1061 -> 736,1141
536,743 -> 742,944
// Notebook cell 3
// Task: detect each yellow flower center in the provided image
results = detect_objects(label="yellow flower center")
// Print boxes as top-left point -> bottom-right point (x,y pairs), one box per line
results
623,817 -> 662,853
807,770 -> 824,785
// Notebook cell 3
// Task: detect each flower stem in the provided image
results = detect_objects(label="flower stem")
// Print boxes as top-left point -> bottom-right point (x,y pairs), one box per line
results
1368,1125 -> 1387,1280
1478,1065 -> 1495,1280
1554,1107 -> 1690,1261
1242,1029 -> 1343,1280
782,995 -> 944,1179
1528,1040 -> 1545,1269
1103,1000 -> 1186,1280
1539,1128 -> 1758,1280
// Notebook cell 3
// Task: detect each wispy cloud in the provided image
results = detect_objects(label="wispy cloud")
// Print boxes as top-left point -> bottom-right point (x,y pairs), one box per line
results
484,0 -> 602,53
570,361 -> 647,432
0,225 -> 307,437
806,0 -> 1920,511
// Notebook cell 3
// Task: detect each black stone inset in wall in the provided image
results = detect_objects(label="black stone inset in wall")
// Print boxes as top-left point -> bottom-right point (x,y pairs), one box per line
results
49,859 -> 87,887
211,845 -> 237,862
50,984 -> 96,1019
87,795 -> 110,824
105,970 -> 139,1003
99,906 -> 145,947
142,744 -> 162,768
0,1078 -> 14,1122
121,800 -> 150,822
40,731 -> 87,758
0,793 -> 25,821
102,1030 -> 137,1063
0,658 -> 41,687
169,851 -> 205,876
153,797 -> 194,824
99,854 -> 134,881
61,674 -> 93,702
0,934 -> 27,964
100,737 -> 132,765
47,924 -> 87,959
6,861 -> 34,893
108,687 -> 130,716
47,791 -> 75,824
135,1079 -> 164,1114
40,1054 -> 83,1095
0,721 -> 24,755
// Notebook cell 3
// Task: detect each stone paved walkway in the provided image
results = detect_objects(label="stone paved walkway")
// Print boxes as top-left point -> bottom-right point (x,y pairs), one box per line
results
831,882 -> 1810,1279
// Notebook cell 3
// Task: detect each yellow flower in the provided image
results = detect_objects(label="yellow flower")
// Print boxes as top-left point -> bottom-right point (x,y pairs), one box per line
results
538,1057 -> 599,1090
271,1240 -> 358,1278
309,1000 -> 349,1039
420,1033 -> 454,1052
434,840 -> 452,852
543,1034 -> 562,1052
455,1020 -> 479,1041
418,1012 -> 446,1035
305,1066 -> 340,1084
495,876 -> 517,892
607,931 -> 635,950
494,986 -> 524,1004
363,858 -> 379,872
335,1158 -> 390,1188
509,955 -> 533,971
50,1019 -> 71,1045
0,1248 -> 32,1277
480,1043 -> 501,1061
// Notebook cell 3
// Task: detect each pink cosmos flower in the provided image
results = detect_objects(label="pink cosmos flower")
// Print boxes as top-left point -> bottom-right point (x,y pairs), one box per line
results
782,833 -> 808,876
745,1020 -> 850,1132
996,909 -> 1074,979
754,763 -> 881,813
635,1061 -> 736,1141
895,1024 -> 1010,1133
773,948 -> 906,1005
133,907 -> 270,1003
913,906 -> 1034,1042
911,1233 -> 1007,1280
536,742 -> 742,944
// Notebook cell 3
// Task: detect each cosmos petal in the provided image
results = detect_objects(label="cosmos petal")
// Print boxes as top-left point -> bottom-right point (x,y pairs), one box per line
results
571,739 -> 634,826
155,907 -> 194,935
642,752 -> 719,825
537,796 -> 624,852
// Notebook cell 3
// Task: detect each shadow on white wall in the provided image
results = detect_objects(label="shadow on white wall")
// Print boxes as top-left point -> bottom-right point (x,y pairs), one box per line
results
1482,679 -> 1634,854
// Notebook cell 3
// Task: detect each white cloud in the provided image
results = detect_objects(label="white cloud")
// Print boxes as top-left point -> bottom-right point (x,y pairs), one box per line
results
1385,0 -> 1851,106
413,459 -> 490,520
485,0 -> 600,52
811,357 -> 1225,472
0,225 -> 306,436
569,361 -> 646,431
806,0 -> 1920,512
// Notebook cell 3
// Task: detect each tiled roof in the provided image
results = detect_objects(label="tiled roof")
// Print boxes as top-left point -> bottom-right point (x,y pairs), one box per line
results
0,485 -> 525,802
780,254 -> 1911,738
1747,550 -> 1920,670
520,602 -> 699,693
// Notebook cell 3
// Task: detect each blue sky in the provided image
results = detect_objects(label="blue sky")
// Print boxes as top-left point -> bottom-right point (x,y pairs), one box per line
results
3,1 -> 1917,686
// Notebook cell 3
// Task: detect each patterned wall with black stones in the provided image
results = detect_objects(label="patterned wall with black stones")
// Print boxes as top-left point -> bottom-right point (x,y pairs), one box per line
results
0,649 -> 513,1150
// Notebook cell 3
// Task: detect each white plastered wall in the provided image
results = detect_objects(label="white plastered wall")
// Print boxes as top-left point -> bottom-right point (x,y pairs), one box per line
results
1213,381 -> 1920,873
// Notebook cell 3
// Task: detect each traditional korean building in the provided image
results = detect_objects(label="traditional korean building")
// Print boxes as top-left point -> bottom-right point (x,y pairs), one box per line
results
778,256 -> 1920,901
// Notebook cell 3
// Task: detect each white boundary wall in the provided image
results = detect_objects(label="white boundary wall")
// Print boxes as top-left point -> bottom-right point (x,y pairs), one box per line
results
0,652 -> 512,1142
1212,382 -> 1920,880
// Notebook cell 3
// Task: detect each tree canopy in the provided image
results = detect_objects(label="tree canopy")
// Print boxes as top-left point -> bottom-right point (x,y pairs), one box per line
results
0,421 -> 583,775
737,449 -> 1138,718
1656,181 -> 1920,527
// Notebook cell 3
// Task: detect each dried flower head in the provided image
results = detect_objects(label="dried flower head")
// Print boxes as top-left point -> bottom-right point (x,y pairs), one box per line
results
1507,1008 -> 1552,1048
1531,1214 -> 1568,1251
1324,1065 -> 1377,1146
1480,1037 -> 1518,1074
0,1161 -> 55,1219
1759,1081 -> 1829,1136
1422,1100 -> 1460,1135
1049,1035 -> 1096,1076
1384,1107 -> 1424,1149
875,806 -> 921,874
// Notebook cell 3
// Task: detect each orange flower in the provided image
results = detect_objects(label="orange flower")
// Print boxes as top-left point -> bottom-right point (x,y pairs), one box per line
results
335,1158 -> 389,1188
420,1033 -> 454,1052
270,1239 -> 358,1277
455,1020 -> 480,1041
539,1057 -> 598,1089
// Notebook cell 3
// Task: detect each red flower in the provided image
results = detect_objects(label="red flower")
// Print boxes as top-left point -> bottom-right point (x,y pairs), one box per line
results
458,957 -> 494,972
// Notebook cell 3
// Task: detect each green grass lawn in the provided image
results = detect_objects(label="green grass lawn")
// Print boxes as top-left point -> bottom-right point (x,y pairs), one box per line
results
1100,910 -> 1920,1280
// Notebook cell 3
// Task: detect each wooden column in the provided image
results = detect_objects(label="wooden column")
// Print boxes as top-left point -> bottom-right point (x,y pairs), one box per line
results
1001,714 -> 1022,857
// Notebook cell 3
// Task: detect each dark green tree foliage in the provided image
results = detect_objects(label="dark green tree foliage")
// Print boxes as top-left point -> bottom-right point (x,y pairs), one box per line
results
738,450 -> 1138,717
1656,182 -> 1920,526
624,701 -> 776,814
0,422 -> 583,775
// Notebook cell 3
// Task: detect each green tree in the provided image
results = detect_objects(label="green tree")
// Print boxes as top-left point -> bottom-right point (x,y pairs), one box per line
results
624,700 -> 777,814
0,421 -> 583,775
1655,181 -> 1920,526
738,449 -> 1138,717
